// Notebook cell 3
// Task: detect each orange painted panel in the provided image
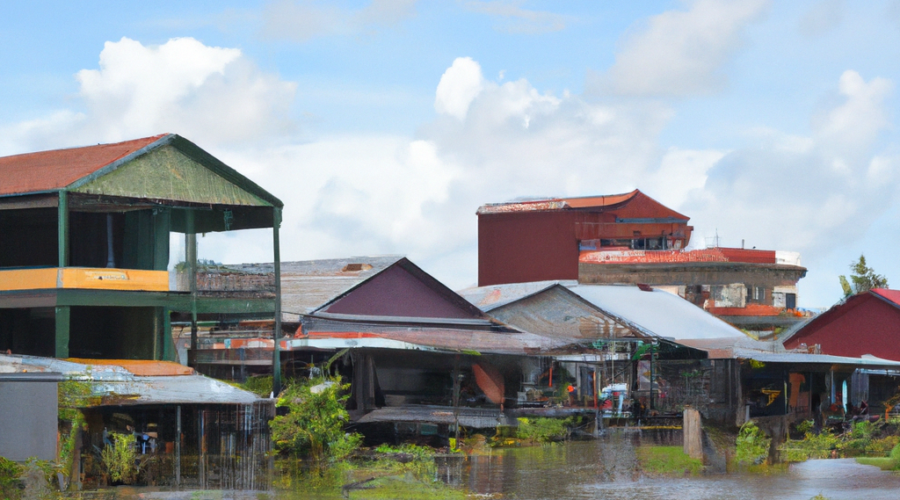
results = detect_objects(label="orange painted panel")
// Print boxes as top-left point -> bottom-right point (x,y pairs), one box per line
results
0,268 -> 58,291
59,268 -> 169,291
66,358 -> 195,376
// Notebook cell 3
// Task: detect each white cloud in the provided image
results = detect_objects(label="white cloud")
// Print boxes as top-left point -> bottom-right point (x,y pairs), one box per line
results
684,71 -> 896,269
463,1 -> 568,34
260,0 -> 417,42
601,0 -> 770,97
435,57 -> 485,120
798,0 -> 844,38
0,37 -> 295,154
4,33 -> 897,308
206,57 -> 684,289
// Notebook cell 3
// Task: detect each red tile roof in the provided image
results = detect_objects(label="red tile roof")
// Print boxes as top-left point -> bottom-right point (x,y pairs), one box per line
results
0,135 -> 168,197
580,247 -> 779,265
476,189 -> 689,220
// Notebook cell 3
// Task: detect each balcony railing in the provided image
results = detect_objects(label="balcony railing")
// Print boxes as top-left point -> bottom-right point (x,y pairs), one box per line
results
0,267 -> 169,292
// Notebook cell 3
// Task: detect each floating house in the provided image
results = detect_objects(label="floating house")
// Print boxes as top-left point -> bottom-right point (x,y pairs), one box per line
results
0,135 -> 280,486
0,134 -> 284,371
0,353 -> 269,489
461,281 -> 900,427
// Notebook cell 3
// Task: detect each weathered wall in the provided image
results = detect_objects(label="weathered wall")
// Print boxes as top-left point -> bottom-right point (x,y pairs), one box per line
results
478,211 -> 579,286
579,262 -> 807,288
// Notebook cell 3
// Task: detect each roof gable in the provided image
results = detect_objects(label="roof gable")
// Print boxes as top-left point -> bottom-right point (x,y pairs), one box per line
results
71,144 -> 270,207
316,258 -> 489,320
476,189 -> 689,220
487,285 -> 633,340
783,292 -> 900,359
0,134 -> 282,207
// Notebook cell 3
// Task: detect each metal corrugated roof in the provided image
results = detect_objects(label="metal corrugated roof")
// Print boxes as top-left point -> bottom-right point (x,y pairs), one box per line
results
0,354 -> 262,405
567,285 -> 745,340
0,135 -> 166,197
228,256 -> 403,316
290,327 -> 567,356
457,280 -> 576,312
872,288 -> 900,307
730,348 -> 900,367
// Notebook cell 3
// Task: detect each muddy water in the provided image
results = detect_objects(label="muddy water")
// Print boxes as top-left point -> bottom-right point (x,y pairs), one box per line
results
451,432 -> 900,500
70,430 -> 900,499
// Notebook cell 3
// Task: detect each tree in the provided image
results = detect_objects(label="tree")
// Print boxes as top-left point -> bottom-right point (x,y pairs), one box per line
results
269,376 -> 361,460
839,254 -> 888,297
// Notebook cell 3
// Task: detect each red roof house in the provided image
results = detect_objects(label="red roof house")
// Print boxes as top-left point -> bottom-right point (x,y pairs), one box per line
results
783,289 -> 900,360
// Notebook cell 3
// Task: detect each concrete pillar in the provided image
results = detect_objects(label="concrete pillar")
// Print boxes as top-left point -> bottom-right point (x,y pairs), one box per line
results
683,407 -> 703,460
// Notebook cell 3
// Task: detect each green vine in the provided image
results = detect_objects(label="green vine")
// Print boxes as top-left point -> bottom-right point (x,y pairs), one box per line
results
57,380 -> 93,483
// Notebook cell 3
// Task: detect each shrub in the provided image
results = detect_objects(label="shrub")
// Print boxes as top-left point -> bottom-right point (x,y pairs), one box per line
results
375,443 -> 435,460
243,376 -> 274,398
735,422 -> 770,466
101,433 -> 137,484
516,417 -> 572,443
0,457 -> 23,499
851,420 -> 875,441
865,436 -> 900,456
780,429 -> 842,461
270,376 -> 362,460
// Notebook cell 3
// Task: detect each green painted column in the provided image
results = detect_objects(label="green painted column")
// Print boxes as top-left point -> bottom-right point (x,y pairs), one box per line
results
55,306 -> 70,358
186,210 -> 198,367
58,190 -> 68,267
162,308 -> 174,362
272,207 -> 283,396
153,208 -> 171,271
56,191 -> 70,359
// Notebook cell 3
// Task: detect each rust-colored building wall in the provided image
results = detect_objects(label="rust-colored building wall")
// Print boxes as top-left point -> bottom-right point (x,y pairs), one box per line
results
478,211 -> 579,286
784,294 -> 900,360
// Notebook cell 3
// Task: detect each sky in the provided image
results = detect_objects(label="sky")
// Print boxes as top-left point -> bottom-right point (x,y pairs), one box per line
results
2,0 -> 900,309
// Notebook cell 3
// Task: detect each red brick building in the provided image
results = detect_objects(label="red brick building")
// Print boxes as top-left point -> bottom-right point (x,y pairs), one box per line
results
477,190 -> 693,286
477,190 -> 807,333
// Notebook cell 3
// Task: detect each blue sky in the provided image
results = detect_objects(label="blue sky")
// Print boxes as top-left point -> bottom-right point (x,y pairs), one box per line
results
2,0 -> 900,308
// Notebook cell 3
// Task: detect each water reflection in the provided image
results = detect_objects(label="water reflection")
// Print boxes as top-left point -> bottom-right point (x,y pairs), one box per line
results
70,430 -> 900,499
456,431 -> 900,500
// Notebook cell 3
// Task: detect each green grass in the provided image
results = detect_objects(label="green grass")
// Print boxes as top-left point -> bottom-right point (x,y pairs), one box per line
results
346,477 -> 467,500
856,442 -> 900,470
635,446 -> 703,476
856,457 -> 896,470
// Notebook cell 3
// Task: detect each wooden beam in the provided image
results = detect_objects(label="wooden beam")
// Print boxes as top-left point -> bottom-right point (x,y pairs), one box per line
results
272,207 -> 283,396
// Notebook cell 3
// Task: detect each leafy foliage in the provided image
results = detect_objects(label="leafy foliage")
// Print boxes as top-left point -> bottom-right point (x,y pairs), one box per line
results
516,417 -> 572,443
735,421 -> 770,466
840,254 -> 888,297
101,433 -> 137,484
242,375 -> 274,397
780,428 -> 842,461
0,457 -> 23,499
57,380 -> 93,422
375,443 -> 435,460
270,376 -> 362,460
